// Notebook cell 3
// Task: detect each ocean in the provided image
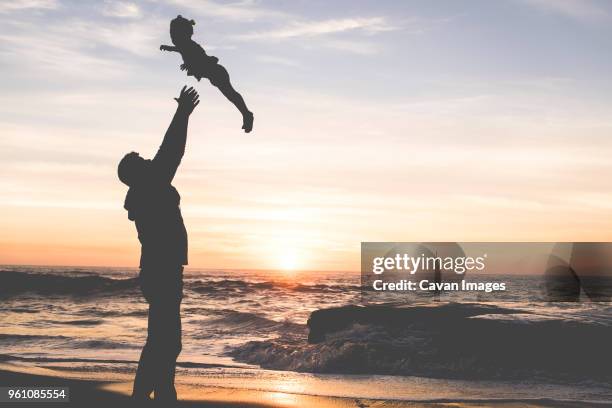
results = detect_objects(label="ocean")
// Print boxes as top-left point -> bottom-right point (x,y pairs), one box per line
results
1,265 -> 611,404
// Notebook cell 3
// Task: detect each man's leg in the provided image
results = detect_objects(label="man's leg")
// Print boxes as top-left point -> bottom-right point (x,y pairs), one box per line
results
152,266 -> 183,402
132,280 -> 156,399
153,297 -> 182,401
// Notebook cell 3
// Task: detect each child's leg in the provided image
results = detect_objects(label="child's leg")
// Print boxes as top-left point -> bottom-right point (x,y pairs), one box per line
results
219,83 -> 249,116
209,64 -> 253,132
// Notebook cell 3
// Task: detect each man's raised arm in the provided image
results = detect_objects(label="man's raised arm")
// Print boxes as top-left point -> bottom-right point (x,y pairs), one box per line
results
153,86 -> 200,183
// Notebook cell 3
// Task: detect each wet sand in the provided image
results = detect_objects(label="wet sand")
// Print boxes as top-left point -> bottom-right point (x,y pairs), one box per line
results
0,364 -> 606,407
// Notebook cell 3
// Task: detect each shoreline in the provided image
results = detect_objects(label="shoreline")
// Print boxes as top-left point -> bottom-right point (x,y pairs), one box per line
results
0,364 -> 609,407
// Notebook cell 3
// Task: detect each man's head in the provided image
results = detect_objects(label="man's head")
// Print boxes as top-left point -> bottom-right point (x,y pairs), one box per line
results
170,15 -> 195,45
118,152 -> 149,186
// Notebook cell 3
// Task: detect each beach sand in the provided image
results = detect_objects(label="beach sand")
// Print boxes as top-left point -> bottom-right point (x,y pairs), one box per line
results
0,363 -> 605,408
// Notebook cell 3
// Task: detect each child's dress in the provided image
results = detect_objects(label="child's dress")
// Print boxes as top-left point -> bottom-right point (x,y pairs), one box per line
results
179,40 -> 219,81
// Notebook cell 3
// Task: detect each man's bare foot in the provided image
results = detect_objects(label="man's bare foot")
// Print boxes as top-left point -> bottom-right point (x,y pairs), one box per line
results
242,111 -> 254,133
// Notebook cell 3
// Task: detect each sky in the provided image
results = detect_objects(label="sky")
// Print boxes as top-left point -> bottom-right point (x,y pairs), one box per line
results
1,0 -> 612,272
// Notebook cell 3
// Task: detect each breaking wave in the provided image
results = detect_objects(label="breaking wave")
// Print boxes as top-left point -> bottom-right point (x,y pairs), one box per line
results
0,271 -> 139,297
228,303 -> 612,383
193,310 -> 305,338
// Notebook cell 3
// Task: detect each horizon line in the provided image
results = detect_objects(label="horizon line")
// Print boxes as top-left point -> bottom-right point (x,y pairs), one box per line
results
0,263 -> 360,274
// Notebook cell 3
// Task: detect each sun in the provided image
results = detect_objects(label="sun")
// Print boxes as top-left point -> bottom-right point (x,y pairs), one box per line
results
278,249 -> 299,272
264,235 -> 309,273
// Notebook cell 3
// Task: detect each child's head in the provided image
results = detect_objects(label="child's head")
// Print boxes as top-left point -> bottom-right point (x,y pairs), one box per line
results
170,15 -> 195,45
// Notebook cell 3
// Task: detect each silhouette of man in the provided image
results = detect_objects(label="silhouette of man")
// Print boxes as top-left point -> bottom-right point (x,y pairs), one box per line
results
117,86 -> 200,402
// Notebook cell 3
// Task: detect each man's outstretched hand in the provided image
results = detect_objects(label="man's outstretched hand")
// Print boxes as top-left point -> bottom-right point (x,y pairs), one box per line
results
174,86 -> 200,115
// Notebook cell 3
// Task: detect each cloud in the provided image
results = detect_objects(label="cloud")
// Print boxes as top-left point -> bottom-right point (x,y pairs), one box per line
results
233,15 -> 449,55
319,39 -> 383,55
518,0 -> 609,22
0,28 -> 128,79
163,1 -> 436,56
102,1 -> 142,18
237,17 -> 397,40
0,14 -> 167,79
256,55 -> 300,67
233,16 -> 398,55
62,18 -> 167,57
0,0 -> 58,13
165,0 -> 289,22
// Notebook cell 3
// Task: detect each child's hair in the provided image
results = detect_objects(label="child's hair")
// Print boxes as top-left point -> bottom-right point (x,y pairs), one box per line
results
170,15 -> 195,40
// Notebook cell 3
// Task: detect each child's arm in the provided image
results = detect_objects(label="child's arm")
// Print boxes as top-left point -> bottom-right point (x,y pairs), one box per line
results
160,45 -> 179,52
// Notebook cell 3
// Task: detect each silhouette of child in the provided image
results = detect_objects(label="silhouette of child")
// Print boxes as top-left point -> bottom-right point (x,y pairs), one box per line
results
160,15 -> 254,133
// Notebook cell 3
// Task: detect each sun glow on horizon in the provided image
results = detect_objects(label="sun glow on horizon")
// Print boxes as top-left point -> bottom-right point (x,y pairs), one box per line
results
278,248 -> 300,272
259,234 -> 312,273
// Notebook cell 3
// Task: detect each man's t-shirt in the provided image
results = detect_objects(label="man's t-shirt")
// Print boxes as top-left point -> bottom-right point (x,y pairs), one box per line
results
124,176 -> 188,268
